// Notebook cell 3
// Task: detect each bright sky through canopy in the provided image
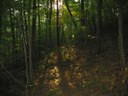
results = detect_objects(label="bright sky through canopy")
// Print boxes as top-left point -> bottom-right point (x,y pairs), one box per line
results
74,0 -> 79,2
54,0 -> 63,9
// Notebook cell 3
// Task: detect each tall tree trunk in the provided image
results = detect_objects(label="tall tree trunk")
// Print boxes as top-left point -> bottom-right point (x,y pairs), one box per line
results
23,34 -> 29,96
118,5 -> 125,66
56,0 -> 60,47
81,0 -> 85,26
37,0 -> 41,57
48,0 -> 52,47
19,11 -> 29,96
19,2 -> 24,51
9,8 -> 16,61
61,25 -> 65,44
117,4 -> 126,96
91,1 -> 96,34
32,0 -> 37,69
118,5 -> 127,96
28,0 -> 34,83
97,0 -> 102,53
45,0 -> 49,47
0,0 -> 3,58
92,14 -> 97,34
23,0 -> 28,49
20,0 -> 29,95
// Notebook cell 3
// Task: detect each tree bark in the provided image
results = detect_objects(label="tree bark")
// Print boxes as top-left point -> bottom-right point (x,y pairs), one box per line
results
32,0 -> 37,69
0,0 -> 3,56
118,5 -> 125,66
97,0 -> 102,53
19,0 -> 29,95
23,0 -> 28,46
9,8 -> 16,58
91,1 -> 96,34
45,0 -> 49,47
56,0 -> 60,47
117,4 -> 126,96
48,0 -> 52,47
37,0 -> 41,57
28,0 -> 34,83
81,0 -> 85,25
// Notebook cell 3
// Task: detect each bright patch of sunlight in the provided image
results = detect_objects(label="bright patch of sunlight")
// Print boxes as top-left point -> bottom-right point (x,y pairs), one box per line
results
72,35 -> 75,38
54,0 -> 63,9
49,66 -> 60,77
49,79 -> 60,87
68,82 -> 76,89
74,0 -> 79,2
14,10 -> 19,16
48,66 -> 60,88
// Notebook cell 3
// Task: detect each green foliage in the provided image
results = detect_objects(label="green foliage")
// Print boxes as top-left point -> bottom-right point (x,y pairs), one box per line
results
48,90 -> 57,96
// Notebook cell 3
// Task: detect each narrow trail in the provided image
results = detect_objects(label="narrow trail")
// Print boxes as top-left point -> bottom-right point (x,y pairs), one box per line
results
31,45 -> 127,96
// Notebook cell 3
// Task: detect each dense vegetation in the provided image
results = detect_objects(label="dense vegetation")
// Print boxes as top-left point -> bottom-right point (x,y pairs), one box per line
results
0,0 -> 128,96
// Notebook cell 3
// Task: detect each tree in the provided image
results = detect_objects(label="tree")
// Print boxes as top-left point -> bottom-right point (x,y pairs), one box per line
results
19,0 -> 29,95
97,0 -> 102,53
118,0 -> 125,67
56,0 -> 60,47
91,1 -> 97,34
81,0 -> 85,26
9,8 -> 16,64
37,0 -> 41,57
32,0 -> 37,69
48,0 -> 52,47
118,2 -> 127,96
0,0 -> 3,55
28,0 -> 34,83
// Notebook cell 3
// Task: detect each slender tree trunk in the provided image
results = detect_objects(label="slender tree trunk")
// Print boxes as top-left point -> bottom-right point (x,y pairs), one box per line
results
48,0 -> 52,47
118,5 -> 125,66
23,0 -> 28,48
81,0 -> 85,25
28,0 -> 34,83
32,0 -> 37,69
19,2 -> 24,51
23,35 -> 29,96
20,15 -> 29,96
61,25 -> 65,44
18,1 -> 29,95
85,0 -> 89,29
19,0 -> 30,95
45,0 -> 49,47
9,8 -> 16,65
37,0 -> 41,58
91,1 -> 96,34
56,0 -> 60,47
0,0 -> 3,61
115,4 -> 126,96
97,0 -> 102,53
103,7 -> 109,25
92,14 -> 97,34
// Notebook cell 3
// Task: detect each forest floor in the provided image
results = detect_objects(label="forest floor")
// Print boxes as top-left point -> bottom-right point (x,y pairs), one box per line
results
31,44 -> 128,96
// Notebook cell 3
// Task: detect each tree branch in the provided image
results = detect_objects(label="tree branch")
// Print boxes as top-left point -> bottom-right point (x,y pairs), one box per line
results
64,0 -> 77,28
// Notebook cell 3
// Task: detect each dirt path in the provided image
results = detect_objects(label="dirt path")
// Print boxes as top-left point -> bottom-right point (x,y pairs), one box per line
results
32,45 -> 126,96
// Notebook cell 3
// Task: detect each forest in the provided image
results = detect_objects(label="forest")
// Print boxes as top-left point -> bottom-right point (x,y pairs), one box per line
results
0,0 -> 128,96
